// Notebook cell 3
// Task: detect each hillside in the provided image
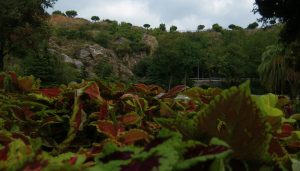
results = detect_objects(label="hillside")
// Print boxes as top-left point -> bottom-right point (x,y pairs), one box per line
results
4,14 -> 281,91
48,15 -> 158,80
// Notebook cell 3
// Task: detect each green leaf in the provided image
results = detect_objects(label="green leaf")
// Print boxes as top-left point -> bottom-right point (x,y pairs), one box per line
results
196,81 -> 273,161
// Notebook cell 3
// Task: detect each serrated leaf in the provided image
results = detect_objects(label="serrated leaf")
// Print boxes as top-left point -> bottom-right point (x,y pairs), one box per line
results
119,113 -> 140,125
96,120 -> 125,138
161,85 -> 186,99
39,88 -> 61,98
118,129 -> 150,145
197,81 -> 274,160
84,82 -> 101,100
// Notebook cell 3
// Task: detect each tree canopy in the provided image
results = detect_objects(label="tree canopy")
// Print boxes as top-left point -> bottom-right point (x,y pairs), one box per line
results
143,24 -> 150,29
91,16 -> 100,22
254,0 -> 300,43
0,0 -> 57,70
65,10 -> 78,18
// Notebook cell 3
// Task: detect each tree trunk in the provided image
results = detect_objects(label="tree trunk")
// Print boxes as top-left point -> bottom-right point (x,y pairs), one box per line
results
168,75 -> 173,91
184,72 -> 187,87
197,62 -> 200,80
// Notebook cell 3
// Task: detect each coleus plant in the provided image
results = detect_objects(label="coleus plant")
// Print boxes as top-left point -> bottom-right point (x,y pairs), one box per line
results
1,72 -> 300,170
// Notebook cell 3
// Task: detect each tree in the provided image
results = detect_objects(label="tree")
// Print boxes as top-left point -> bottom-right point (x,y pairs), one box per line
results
65,10 -> 78,18
258,45 -> 286,93
212,23 -> 223,32
91,16 -> 100,22
170,25 -> 177,32
52,10 -> 64,16
197,25 -> 205,31
0,0 -> 57,71
247,22 -> 259,29
254,0 -> 300,43
228,24 -> 236,30
159,23 -> 166,31
143,24 -> 150,30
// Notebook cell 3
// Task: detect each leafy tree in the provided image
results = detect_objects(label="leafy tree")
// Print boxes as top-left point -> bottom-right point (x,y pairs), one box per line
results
212,23 -> 223,32
228,24 -> 243,30
197,25 -> 205,31
254,0 -> 300,43
143,24 -> 150,30
247,22 -> 259,29
52,10 -> 64,16
147,34 -> 198,88
258,45 -> 286,93
0,0 -> 56,71
159,23 -> 166,31
65,10 -> 78,18
228,24 -> 236,30
170,25 -> 178,32
91,16 -> 100,22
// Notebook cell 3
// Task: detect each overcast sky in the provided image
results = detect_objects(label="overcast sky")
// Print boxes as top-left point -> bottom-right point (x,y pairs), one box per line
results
49,0 -> 261,31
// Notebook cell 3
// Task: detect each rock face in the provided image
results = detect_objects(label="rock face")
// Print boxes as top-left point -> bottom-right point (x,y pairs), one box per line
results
142,34 -> 158,55
75,44 -> 134,79
49,34 -> 158,80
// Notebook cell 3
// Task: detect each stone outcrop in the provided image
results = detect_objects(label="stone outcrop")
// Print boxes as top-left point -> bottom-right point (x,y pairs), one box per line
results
49,34 -> 158,80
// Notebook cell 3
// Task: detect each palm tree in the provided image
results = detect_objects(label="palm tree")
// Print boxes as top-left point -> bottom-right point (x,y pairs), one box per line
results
258,45 -> 286,94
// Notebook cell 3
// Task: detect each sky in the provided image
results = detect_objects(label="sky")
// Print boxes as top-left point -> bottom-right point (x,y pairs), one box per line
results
48,0 -> 261,31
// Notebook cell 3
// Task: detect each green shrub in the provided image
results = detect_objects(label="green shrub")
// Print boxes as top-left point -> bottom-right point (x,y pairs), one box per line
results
94,32 -> 112,48
94,60 -> 114,79
55,28 -> 91,40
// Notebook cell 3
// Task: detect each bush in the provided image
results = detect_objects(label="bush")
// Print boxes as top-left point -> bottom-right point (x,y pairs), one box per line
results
22,49 -> 80,86
55,28 -> 91,40
94,32 -> 112,48
133,57 -> 152,77
94,60 -> 114,79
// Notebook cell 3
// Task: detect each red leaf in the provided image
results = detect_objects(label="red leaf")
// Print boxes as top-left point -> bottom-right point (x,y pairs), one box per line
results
39,88 -> 61,98
161,85 -> 186,98
0,74 -> 4,89
96,121 -> 125,138
98,101 -> 109,120
268,138 -> 286,158
118,129 -> 149,145
0,146 -> 8,161
276,123 -> 294,138
23,160 -> 48,171
133,84 -> 149,93
8,72 -> 18,87
84,82 -> 101,100
74,104 -> 85,131
69,156 -> 77,165
119,113 -> 140,125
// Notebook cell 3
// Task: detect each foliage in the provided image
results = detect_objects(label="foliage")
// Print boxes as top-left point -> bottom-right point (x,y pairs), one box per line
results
170,26 -> 178,32
91,16 -> 100,22
94,59 -> 114,79
159,24 -> 166,31
94,31 -> 112,48
1,73 -> 300,170
65,10 -> 78,18
52,10 -> 65,16
212,24 -> 223,32
143,24 -> 150,30
258,45 -> 286,93
247,22 -> 259,29
254,0 -> 300,43
197,25 -> 205,31
0,0 -> 57,70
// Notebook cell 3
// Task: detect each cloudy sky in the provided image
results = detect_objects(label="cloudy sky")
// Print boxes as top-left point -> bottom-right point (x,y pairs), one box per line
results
49,0 -> 261,31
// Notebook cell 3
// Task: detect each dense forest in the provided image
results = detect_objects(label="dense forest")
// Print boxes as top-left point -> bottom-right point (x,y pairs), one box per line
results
1,0 -> 300,170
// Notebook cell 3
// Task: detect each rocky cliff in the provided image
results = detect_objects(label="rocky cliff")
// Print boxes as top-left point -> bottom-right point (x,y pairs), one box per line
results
49,34 -> 158,80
